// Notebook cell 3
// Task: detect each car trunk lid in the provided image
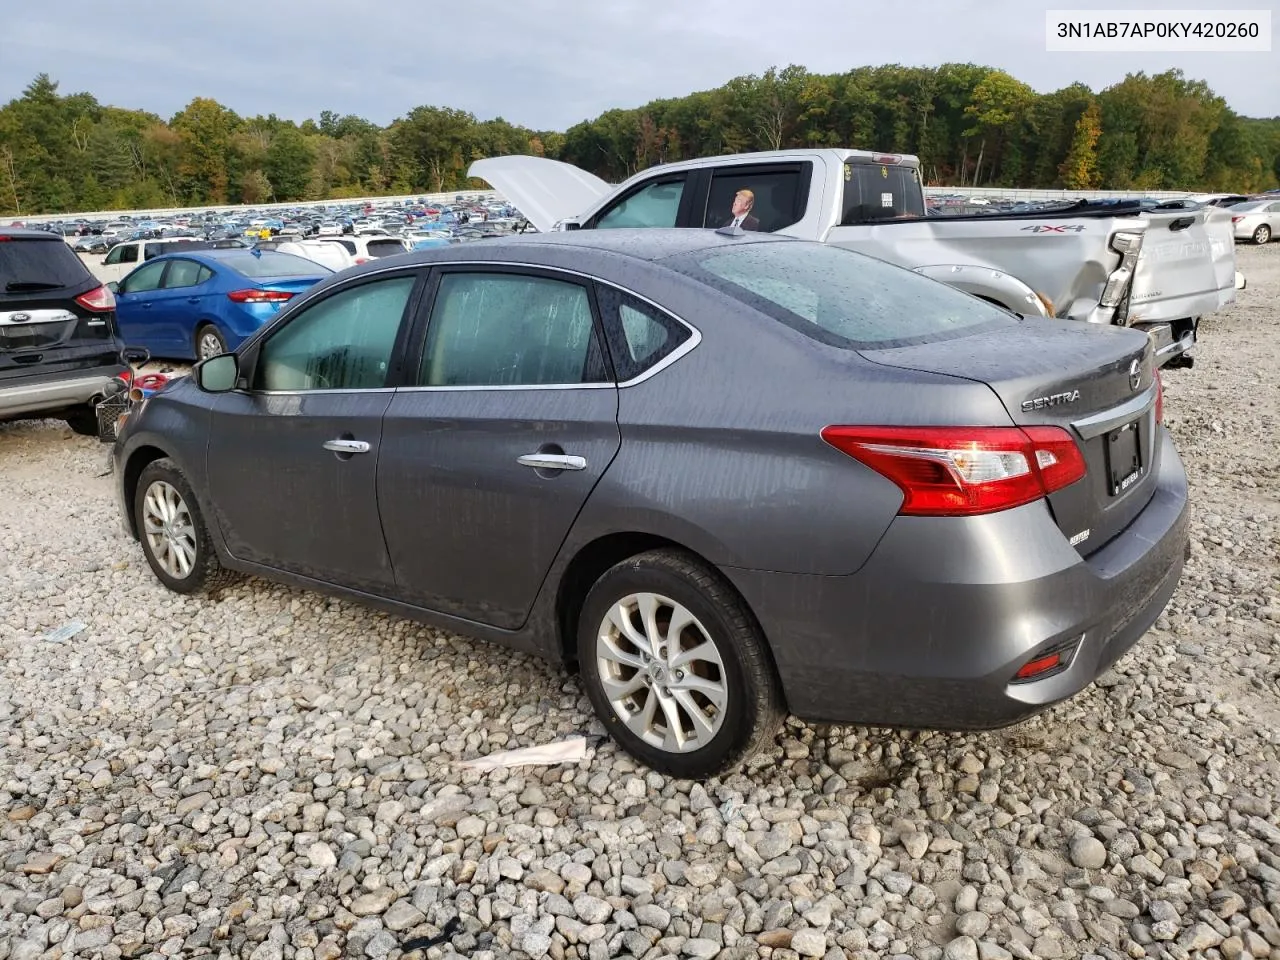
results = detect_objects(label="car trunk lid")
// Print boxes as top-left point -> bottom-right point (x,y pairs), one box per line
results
859,319 -> 1158,556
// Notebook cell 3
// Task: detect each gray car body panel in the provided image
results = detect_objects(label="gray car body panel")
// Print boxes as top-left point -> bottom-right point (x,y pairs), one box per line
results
113,230 -> 1190,730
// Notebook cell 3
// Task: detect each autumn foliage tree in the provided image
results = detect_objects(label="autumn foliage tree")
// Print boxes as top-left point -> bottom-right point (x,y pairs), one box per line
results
1060,102 -> 1103,189
0,66 -> 1276,216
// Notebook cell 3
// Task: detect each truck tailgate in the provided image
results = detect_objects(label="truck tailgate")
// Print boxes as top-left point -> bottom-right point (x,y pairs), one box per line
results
1126,208 -> 1237,325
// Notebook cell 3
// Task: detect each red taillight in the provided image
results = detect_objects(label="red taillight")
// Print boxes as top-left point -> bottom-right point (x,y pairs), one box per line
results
1232,216 -> 1244,223
75,285 -> 115,311
820,425 -> 1087,517
1154,369 -> 1164,425
226,288 -> 294,303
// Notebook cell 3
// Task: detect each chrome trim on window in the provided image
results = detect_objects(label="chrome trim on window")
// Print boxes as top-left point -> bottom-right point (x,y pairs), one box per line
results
240,259 -> 702,397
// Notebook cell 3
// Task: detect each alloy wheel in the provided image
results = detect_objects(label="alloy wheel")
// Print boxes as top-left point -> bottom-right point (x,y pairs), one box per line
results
1256,225 -> 1271,245
142,480 -> 197,579
595,592 -> 728,754
198,330 -> 224,359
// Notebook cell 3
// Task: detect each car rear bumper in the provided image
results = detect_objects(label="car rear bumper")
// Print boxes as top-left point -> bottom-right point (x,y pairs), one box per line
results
723,427 -> 1189,730
0,366 -> 124,419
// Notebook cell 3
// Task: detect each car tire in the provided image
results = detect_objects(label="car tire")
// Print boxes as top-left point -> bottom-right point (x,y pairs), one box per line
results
577,549 -> 785,779
195,324 -> 227,360
64,409 -> 99,436
1255,225 -> 1272,245
134,458 -> 238,595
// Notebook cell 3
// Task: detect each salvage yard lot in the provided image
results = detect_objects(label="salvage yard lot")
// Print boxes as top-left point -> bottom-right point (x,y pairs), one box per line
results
1,246 -> 1278,960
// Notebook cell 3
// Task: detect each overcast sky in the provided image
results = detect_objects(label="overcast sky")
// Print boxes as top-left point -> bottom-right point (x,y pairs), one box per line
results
3,0 -> 1277,128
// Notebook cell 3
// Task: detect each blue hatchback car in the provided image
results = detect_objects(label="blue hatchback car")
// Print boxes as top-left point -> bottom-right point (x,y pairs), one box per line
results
111,249 -> 330,360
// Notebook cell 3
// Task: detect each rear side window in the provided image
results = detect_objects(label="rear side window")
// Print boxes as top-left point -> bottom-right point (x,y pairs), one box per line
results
841,161 -> 925,224
594,286 -> 692,381
162,260 -> 212,288
669,241 -> 1013,349
0,238 -> 92,291
419,272 -> 607,387
700,165 -> 809,232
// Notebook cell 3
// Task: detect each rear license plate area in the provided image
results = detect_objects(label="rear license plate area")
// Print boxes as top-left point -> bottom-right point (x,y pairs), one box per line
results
1105,420 -> 1142,496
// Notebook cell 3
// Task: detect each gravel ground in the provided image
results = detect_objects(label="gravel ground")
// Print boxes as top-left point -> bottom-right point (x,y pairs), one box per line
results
2,245 -> 1278,960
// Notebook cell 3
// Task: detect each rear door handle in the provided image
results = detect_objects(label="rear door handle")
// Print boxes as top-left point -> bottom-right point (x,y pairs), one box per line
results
187,297 -> 200,304
518,453 -> 587,471
323,439 -> 370,454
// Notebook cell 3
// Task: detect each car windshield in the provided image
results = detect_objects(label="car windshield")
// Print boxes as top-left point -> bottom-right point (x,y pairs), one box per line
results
0,238 -> 91,290
667,240 -> 1015,349
219,251 -> 330,278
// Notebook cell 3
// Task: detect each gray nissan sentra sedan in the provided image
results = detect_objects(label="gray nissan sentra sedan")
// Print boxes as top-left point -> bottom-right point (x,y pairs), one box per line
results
113,229 -> 1189,779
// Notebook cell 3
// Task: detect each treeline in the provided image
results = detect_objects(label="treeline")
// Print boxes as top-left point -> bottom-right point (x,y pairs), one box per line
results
1,66 -> 1277,216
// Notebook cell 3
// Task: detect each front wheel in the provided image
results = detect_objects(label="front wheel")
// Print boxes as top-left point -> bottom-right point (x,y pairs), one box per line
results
578,549 -> 785,779
134,458 -> 238,594
195,324 -> 227,360
1254,225 -> 1271,245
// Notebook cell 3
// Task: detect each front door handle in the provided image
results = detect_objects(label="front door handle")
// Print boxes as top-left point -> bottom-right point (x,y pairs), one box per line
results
518,453 -> 586,471
323,439 -> 370,454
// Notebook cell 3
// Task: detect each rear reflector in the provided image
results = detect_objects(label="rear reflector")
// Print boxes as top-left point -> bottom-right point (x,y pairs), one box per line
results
1154,369 -> 1164,424
1011,635 -> 1083,683
227,288 -> 294,303
75,285 -> 115,311
820,425 -> 1087,516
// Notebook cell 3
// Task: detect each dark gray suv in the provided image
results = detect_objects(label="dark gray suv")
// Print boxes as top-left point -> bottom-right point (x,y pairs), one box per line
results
1,228 -> 127,433
113,230 -> 1189,778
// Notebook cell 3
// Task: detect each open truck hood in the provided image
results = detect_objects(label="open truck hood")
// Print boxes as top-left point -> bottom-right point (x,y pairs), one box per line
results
468,156 -> 613,232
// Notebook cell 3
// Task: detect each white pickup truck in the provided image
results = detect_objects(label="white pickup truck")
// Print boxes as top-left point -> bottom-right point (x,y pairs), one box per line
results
471,149 -> 1243,368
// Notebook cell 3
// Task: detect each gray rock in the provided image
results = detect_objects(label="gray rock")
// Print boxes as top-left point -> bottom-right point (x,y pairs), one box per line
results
1068,836 -> 1107,870
944,936 -> 980,960
574,895 -> 612,925
956,912 -> 990,938
790,930 -> 828,957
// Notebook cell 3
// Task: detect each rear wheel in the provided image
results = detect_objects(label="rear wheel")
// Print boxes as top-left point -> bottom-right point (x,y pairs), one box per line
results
1254,225 -> 1272,245
195,324 -> 227,360
577,549 -> 785,779
134,458 -> 238,595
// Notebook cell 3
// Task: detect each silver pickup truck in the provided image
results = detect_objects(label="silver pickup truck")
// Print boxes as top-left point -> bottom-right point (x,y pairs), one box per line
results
471,149 -> 1242,368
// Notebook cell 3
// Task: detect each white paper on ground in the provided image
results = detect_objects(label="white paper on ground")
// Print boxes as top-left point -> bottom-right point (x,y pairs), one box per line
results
41,621 -> 87,643
457,736 -> 589,771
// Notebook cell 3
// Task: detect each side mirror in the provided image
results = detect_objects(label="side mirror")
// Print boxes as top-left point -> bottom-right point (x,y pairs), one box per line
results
194,353 -> 238,393
106,281 -> 120,294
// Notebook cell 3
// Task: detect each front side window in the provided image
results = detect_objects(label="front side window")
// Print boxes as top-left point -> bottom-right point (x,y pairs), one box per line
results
119,260 -> 167,294
596,178 -> 685,229
255,275 -> 416,391
669,242 -> 1014,349
106,245 -> 138,265
700,166 -> 808,232
418,272 -> 606,387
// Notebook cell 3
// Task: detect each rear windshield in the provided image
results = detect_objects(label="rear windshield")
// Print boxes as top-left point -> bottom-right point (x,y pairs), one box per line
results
367,239 -> 406,257
0,237 -> 92,290
219,251 -> 330,278
841,161 -> 926,224
667,241 -> 1014,349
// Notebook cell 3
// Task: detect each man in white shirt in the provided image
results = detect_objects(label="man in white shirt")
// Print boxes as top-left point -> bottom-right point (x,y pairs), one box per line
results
719,189 -> 761,231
